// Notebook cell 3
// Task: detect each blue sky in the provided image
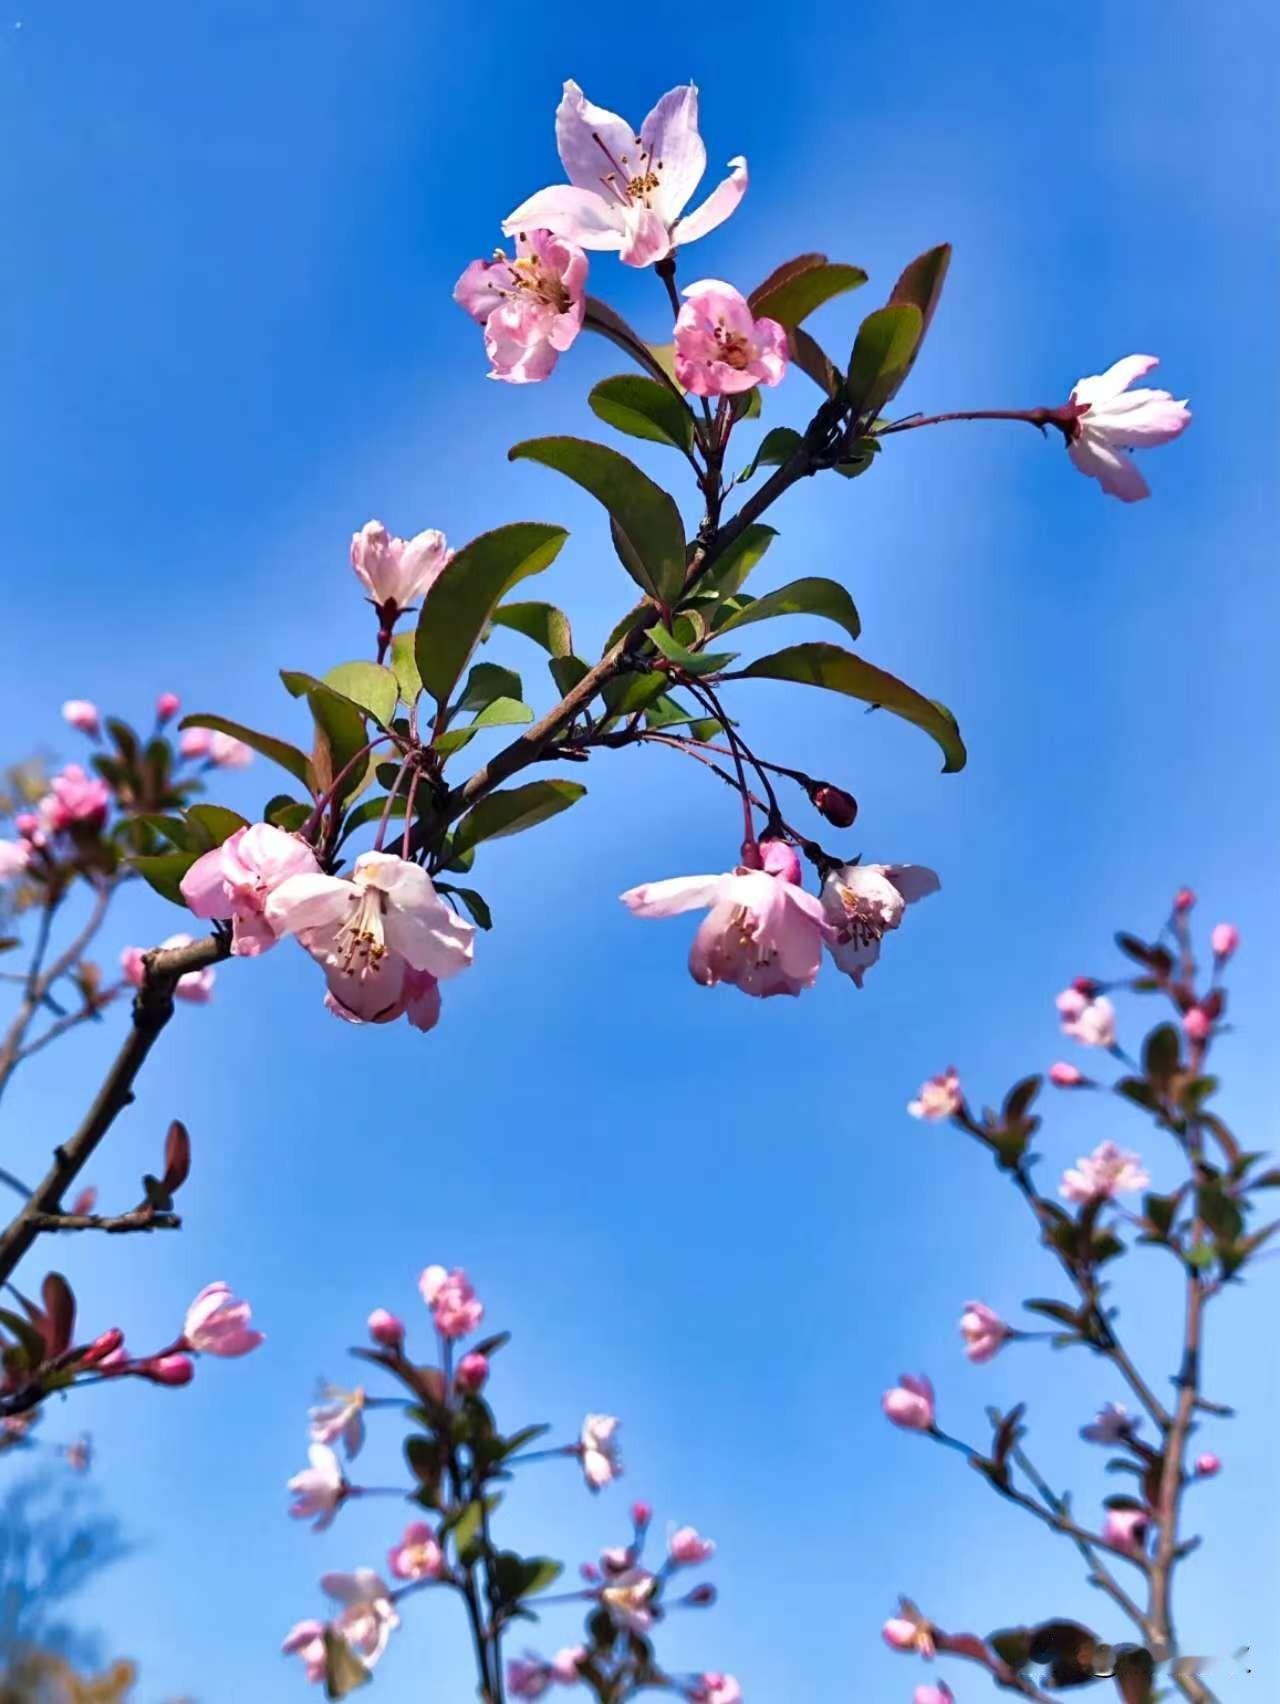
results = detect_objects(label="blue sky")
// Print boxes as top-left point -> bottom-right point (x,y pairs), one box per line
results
3,3 -> 1277,1700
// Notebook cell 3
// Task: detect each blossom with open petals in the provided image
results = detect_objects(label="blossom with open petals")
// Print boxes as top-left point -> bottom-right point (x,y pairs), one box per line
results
455,229 -> 587,383
62,700 -> 101,737
43,765 -> 110,831
310,1384 -> 366,1458
503,81 -> 747,269
1060,1140 -> 1149,1204
321,1570 -> 400,1673
883,1601 -> 935,1658
419,1265 -> 484,1338
882,1374 -> 935,1432
288,1444 -> 346,1530
915,1686 -> 956,1704
821,863 -> 940,987
674,281 -> 787,396
183,1281 -> 263,1356
690,1678 -> 743,1704
281,1619 -> 327,1684
1066,355 -> 1190,501
601,1566 -> 657,1632
508,1658 -> 552,1698
120,934 -> 216,1003
959,1301 -> 1010,1363
621,842 -> 832,999
387,1519 -> 444,1582
580,1413 -> 622,1490
669,1525 -> 715,1565
181,822 -> 320,957
350,519 -> 452,610
323,963 -> 442,1032
1055,987 -> 1117,1048
267,851 -> 473,1025
908,1068 -> 962,1121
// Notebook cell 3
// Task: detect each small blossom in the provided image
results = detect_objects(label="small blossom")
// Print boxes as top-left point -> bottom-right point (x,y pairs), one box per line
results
508,1658 -> 552,1699
387,1519 -> 444,1582
43,765 -> 110,831
1173,886 -> 1196,913
908,1068 -> 962,1121
183,1282 -> 263,1357
281,1619 -> 328,1684
669,1525 -> 716,1565
367,1308 -> 404,1349
882,1374 -> 935,1432
61,700 -> 101,737
0,839 -> 31,879
120,933 -> 216,1003
1060,1140 -> 1149,1204
601,1566 -> 657,1632
674,280 -> 788,396
690,1678 -> 743,1704
1049,1061 -> 1087,1087
1056,988 -> 1117,1049
503,81 -> 747,269
1183,1005 -> 1212,1043
550,1647 -> 587,1683
1210,923 -> 1239,960
959,1301 -> 1010,1364
580,1413 -> 623,1490
1065,355 -> 1190,501
179,727 -> 212,760
820,863 -> 941,988
455,230 -> 588,383
209,732 -> 253,768
309,1384 -> 366,1458
418,1265 -> 484,1339
350,519 -> 453,609
1102,1507 -> 1151,1555
456,1351 -> 489,1393
181,823 -> 321,958
156,691 -> 181,723
600,1545 -> 631,1576
142,1353 -> 195,1386
321,1570 -> 399,1673
1195,1452 -> 1221,1477
1081,1403 -> 1140,1445
631,1500 -> 652,1528
288,1444 -> 346,1530
883,1604 -> 935,1658
915,1686 -> 956,1704
62,1435 -> 92,1472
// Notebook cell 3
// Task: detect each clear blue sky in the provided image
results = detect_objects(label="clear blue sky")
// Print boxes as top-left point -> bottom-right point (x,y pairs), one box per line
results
3,3 -> 1277,1700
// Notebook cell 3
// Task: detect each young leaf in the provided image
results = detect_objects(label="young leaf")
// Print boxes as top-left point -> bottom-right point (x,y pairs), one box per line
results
490,601 -> 574,659
130,850 -> 200,906
451,779 -> 587,856
748,254 -> 869,328
846,303 -> 924,419
588,374 -> 695,451
736,426 -> 803,485
647,625 -> 738,677
508,438 -> 685,606
726,641 -> 967,772
458,662 -> 524,712
178,715 -> 312,790
324,661 -> 400,726
416,522 -> 568,709
886,243 -> 951,387
280,672 -> 371,805
434,698 -> 535,757
713,577 -> 861,643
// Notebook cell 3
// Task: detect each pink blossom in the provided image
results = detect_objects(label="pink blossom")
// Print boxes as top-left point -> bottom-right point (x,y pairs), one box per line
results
350,519 -> 453,609
580,1412 -> 623,1490
387,1519 -> 444,1581
914,1686 -> 956,1704
288,1444 -> 346,1530
455,230 -> 587,383
882,1374 -> 936,1432
457,1351 -> 489,1393
61,700 -> 101,737
908,1068 -> 962,1121
1102,1507 -> 1151,1555
673,281 -> 788,396
321,1570 -> 399,1672
690,1678 -> 743,1704
507,1658 -> 552,1699
882,1607 -> 934,1657
1066,355 -> 1190,501
156,691 -> 181,723
181,727 -> 250,767
142,1353 -> 194,1386
1055,988 -> 1117,1049
550,1647 -> 587,1683
120,933 -> 216,1003
367,1308 -> 404,1349
1081,1402 -> 1139,1445
183,1281 -> 263,1357
179,728 -> 212,760
0,840 -> 31,880
1173,887 -> 1196,913
181,822 -> 320,957
631,1500 -> 652,1528
418,1265 -> 484,1339
669,1525 -> 716,1565
309,1384 -> 366,1457
1060,1140 -> 1149,1204
43,765 -> 110,831
820,863 -> 941,987
1182,1006 -> 1212,1043
281,1619 -> 328,1684
69,1185 -> 97,1216
503,81 -> 747,269
959,1301 -> 1010,1364
1049,1061 -> 1087,1087
601,1566 -> 657,1632
1195,1452 -> 1221,1477
81,1326 -> 124,1365
267,851 -> 473,1026
323,963 -> 442,1032
621,852 -> 833,999
1210,923 -> 1239,960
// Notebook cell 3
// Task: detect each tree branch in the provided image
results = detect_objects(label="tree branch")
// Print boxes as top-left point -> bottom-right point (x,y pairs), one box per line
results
0,878 -> 117,1105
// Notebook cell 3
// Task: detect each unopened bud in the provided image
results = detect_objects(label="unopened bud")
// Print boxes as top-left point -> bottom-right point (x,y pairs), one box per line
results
1048,1062 -> 1087,1088
156,692 -> 181,724
811,783 -> 857,829
1194,1452 -> 1221,1477
62,700 -> 101,738
630,1500 -> 652,1528
456,1351 -> 489,1393
1182,1006 -> 1212,1044
367,1308 -> 404,1350
141,1352 -> 195,1387
81,1327 -> 124,1365
1071,975 -> 1101,998
1173,887 -> 1196,914
1210,923 -> 1239,961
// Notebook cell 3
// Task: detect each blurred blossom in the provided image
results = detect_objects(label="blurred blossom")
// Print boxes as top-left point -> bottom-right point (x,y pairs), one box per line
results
1210,923 -> 1239,960
456,1350 -> 489,1392
1082,1403 -> 1140,1445
689,1678 -> 743,1704
1055,988 -> 1116,1048
61,699 -> 101,736
669,1525 -> 716,1564
309,1383 -> 366,1458
0,839 -> 31,878
580,1413 -> 623,1489
882,1375 -> 935,1432
367,1308 -> 404,1349
1060,1141 -> 1149,1204
182,1282 -> 263,1357
321,1570 -> 400,1673
156,691 -> 181,722
908,1068 -> 962,1121
601,1566 -> 657,1631
281,1619 -> 327,1684
550,1647 -> 586,1682
419,1264 -> 484,1338
1102,1507 -> 1151,1555
121,934 -> 216,1003
44,765 -> 110,831
179,728 -> 213,760
387,1519 -> 444,1581
1049,1061 -> 1087,1087
1195,1452 -> 1221,1477
209,731 -> 254,768
288,1444 -> 346,1530
507,1657 -> 552,1698
958,1301 -> 1009,1363
1182,1005 -> 1212,1043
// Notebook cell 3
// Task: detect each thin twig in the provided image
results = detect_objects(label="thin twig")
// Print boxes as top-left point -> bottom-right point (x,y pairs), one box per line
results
25,1206 -> 180,1234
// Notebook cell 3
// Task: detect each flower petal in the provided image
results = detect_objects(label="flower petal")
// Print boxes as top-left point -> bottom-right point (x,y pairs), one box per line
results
620,874 -> 722,918
1071,354 -> 1159,407
673,156 -> 748,246
1068,436 -> 1150,502
502,185 -> 625,250
555,79 -> 638,194
618,205 -> 673,267
180,846 -> 233,920
639,84 -> 706,221
882,865 -> 942,906
265,873 -> 353,939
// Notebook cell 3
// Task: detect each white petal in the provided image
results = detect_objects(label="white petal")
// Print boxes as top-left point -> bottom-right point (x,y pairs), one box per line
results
882,864 -> 942,905
265,873 -> 353,940
1070,355 -> 1159,408
620,873 -> 722,918
1068,436 -> 1150,502
555,80 -> 639,194
639,84 -> 706,221
502,185 -> 625,251
673,157 -> 748,247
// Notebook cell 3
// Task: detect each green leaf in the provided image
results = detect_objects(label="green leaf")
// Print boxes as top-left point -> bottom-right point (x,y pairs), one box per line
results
324,661 -> 399,726
1023,1299 -> 1080,1328
458,662 -> 524,712
185,804 -> 248,846
450,1500 -> 484,1558
737,426 -> 803,485
748,254 -> 869,329
416,522 -> 568,708
490,601 -> 574,659
389,632 -> 423,704
698,524 -> 778,597
549,655 -> 591,697
790,325 -> 843,395
988,1628 -> 1033,1671
0,1307 -> 48,1370
436,884 -> 493,930
178,715 -> 312,790
588,374 -> 695,451
728,640 -> 967,772
886,243 -> 951,388
130,850 -> 200,905
280,672 -> 371,805
451,779 -> 587,856
846,303 -> 924,419
1142,1023 -> 1181,1085
647,625 -> 738,677
509,438 -> 685,606
323,1629 -> 370,1699
517,1557 -> 563,1597
713,577 -> 861,643
434,698 -> 535,756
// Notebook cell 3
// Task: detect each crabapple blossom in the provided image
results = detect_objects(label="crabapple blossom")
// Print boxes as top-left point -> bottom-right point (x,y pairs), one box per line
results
181,822 -> 320,957
883,1610 -> 934,1657
0,840 -> 30,879
267,851 -> 473,1026
1211,923 -> 1239,959
1081,1403 -> 1140,1444
120,934 -> 216,1003
456,1351 -> 489,1392
601,1566 -> 657,1631
156,691 -> 181,722
1055,988 -> 1117,1049
281,1619 -> 327,1684
323,963 -> 442,1032
1195,1453 -> 1221,1476
387,1520 -> 443,1582
580,1412 -> 623,1489
503,81 -> 747,270
908,1068 -> 962,1121
1049,1061 -> 1087,1087
350,520 -> 453,610
882,1374 -> 936,1432
673,281 -> 788,396
959,1301 -> 1010,1363
820,863 -> 941,987
309,1384 -> 366,1457
1102,1507 -> 1151,1554
1183,1005 -> 1212,1043
669,1525 -> 716,1564
1065,355 -> 1190,501
142,1353 -> 194,1386
454,229 -> 587,383
915,1685 -> 956,1704
179,728 -> 212,760
367,1308 -> 404,1349
182,1281 -> 263,1356
550,1647 -> 587,1682
321,1570 -> 400,1672
61,699 -> 100,736
419,1265 -> 484,1338
1060,1140 -> 1150,1204
209,731 -> 254,767
620,842 -> 832,998
288,1443 -> 346,1530
43,765 -> 110,830
690,1678 -> 743,1704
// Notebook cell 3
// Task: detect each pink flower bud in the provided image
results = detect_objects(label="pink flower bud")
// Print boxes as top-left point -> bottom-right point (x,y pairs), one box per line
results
550,1648 -> 586,1683
69,1185 -> 98,1216
881,1374 -> 935,1431
156,692 -> 181,723
456,1351 -> 489,1393
1182,1006 -> 1212,1043
630,1501 -> 652,1528
759,838 -> 802,885
367,1308 -> 404,1349
1173,887 -> 1196,913
61,700 -> 101,737
882,1618 -> 919,1651
914,1685 -> 956,1704
1102,1506 -> 1150,1555
80,1327 -> 124,1365
579,1562 -> 601,1583
811,784 -> 858,829
182,1282 -> 263,1357
1210,923 -> 1239,960
1049,1061 -> 1086,1087
142,1352 -> 195,1386
1195,1452 -> 1221,1477
958,1301 -> 1010,1364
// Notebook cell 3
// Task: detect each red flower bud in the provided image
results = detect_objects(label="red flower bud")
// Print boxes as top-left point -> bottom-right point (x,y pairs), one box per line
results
811,784 -> 858,829
141,1353 -> 195,1387
80,1327 -> 125,1366
456,1351 -> 489,1393
630,1500 -> 652,1528
1173,887 -> 1196,913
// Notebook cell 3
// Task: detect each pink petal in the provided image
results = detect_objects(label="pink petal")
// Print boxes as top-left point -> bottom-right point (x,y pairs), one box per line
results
620,874 -> 722,918
1072,354 -> 1160,407
1068,437 -> 1150,502
618,205 -> 673,267
180,847 -> 233,920
265,872 -> 352,938
502,185 -> 624,251
555,80 -> 638,194
639,84 -> 706,221
673,157 -> 748,246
